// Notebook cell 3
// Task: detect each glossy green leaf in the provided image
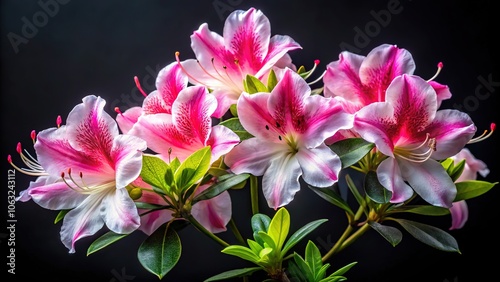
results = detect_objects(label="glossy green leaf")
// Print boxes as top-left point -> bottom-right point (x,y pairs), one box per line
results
267,207 -> 290,250
243,74 -> 268,94
257,231 -> 277,250
454,180 -> 497,201
308,185 -> 354,216
134,202 -> 166,210
329,261 -> 357,277
388,205 -> 450,216
137,223 -> 182,279
87,231 -> 128,256
140,154 -> 171,192
305,241 -> 323,275
448,159 -> 466,182
218,117 -> 254,141
192,173 -> 250,203
54,209 -> 70,224
368,221 -> 402,247
221,245 -> 260,264
174,146 -> 211,191
329,138 -> 374,169
292,253 -> 315,282
282,219 -> 328,256
267,69 -> 278,91
392,218 -> 460,252
345,174 -> 365,208
251,213 -> 271,234
203,267 -> 262,282
247,239 -> 264,254
364,170 -> 391,203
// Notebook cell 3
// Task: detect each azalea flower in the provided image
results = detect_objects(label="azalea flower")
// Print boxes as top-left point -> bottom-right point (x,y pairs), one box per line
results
13,95 -> 147,253
126,82 -> 240,164
224,68 -> 354,209
176,7 -> 301,118
116,62 -> 187,134
354,74 -> 476,208
448,148 -> 490,230
323,43 -> 452,114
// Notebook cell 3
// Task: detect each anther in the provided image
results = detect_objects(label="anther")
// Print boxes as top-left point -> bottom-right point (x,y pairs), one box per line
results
134,76 -> 148,97
427,62 -> 443,82
56,115 -> 62,128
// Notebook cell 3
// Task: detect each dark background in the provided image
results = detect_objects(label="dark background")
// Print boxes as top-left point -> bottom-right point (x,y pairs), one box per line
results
1,1 -> 499,281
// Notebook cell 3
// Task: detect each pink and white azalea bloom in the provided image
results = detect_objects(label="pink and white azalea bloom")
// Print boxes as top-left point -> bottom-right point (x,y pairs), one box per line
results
177,7 -> 301,118
323,44 -> 452,114
224,68 -> 354,209
448,148 -> 490,230
116,61 -> 188,134
354,74 -> 476,208
20,95 -> 147,253
127,83 -> 240,164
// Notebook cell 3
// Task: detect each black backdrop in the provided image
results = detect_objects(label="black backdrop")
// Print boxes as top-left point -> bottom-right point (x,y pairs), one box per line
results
1,1 -> 499,281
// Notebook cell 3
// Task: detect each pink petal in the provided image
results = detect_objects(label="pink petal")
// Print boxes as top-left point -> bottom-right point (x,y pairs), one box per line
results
399,158 -> 456,208
116,106 -> 142,134
449,200 -> 468,230
29,181 -> 87,210
255,34 -> 302,78
426,109 -> 476,160
295,144 -> 341,187
262,151 -> 301,209
223,7 -> 270,74
59,194 -> 105,253
111,134 -> 147,188
376,158 -> 413,203
137,190 -> 173,236
100,188 -> 140,234
428,81 -> 452,108
191,184 -> 232,234
207,125 -> 240,164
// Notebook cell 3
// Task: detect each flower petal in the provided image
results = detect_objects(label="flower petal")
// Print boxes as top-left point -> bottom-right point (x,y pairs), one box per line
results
100,188 -> 140,234
255,34 -> 301,78
262,152 -> 301,209
426,109 -> 476,160
111,134 -> 147,188
191,185 -> 232,234
295,144 -> 341,187
224,138 -> 284,176
449,200 -> 468,230
60,194 -> 105,253
29,181 -> 87,210
116,106 -> 142,134
376,158 -> 413,203
399,158 -> 456,208
207,125 -> 240,164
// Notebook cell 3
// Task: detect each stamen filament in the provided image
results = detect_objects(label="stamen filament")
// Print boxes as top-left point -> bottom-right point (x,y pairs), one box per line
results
427,62 -> 443,82
468,123 -> 495,144
307,70 -> 327,86
134,76 -> 148,97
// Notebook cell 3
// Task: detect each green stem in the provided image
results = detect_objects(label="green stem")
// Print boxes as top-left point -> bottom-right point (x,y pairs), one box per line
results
186,214 -> 229,248
250,175 -> 259,215
229,218 -> 246,245
321,218 -> 353,263
337,222 -> 371,252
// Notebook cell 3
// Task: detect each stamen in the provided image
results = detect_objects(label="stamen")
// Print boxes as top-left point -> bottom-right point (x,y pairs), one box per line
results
134,76 -> 148,97
307,70 -> 327,86
394,135 -> 436,163
56,115 -> 62,128
8,142 -> 47,176
302,59 -> 320,80
30,130 -> 36,144
468,122 -> 495,144
427,62 -> 443,82
175,52 -> 211,87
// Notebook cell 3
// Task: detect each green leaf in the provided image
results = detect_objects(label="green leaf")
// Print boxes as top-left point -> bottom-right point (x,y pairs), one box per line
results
287,256 -> 309,282
267,207 -> 290,250
388,205 -> 450,216
174,146 -> 211,191
170,157 -> 181,173
134,202 -> 166,210
54,209 -> 70,224
257,231 -> 277,250
219,117 -> 253,141
243,74 -> 268,94
315,264 -> 331,282
329,138 -> 375,169
308,185 -> 354,216
345,174 -> 365,208
267,69 -> 278,91
247,239 -> 264,254
448,159 -> 466,182
297,65 -> 306,74
140,154 -> 171,192
137,222 -> 182,279
440,158 -> 454,171
305,241 -> 323,276
251,213 -> 271,234
87,231 -> 128,256
292,253 -> 315,282
364,170 -> 392,203
454,180 -> 498,201
221,245 -> 260,264
329,261 -> 357,276
368,221 -> 402,247
203,267 -> 262,282
391,218 -> 460,252
282,219 -> 328,255
192,173 -> 250,203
